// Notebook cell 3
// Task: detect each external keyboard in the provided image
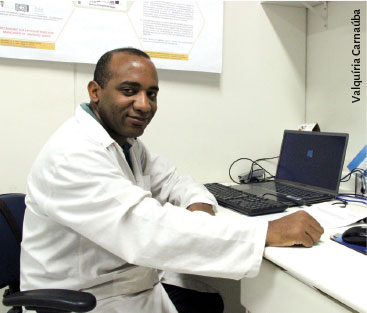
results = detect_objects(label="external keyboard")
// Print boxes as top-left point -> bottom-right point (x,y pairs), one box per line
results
205,183 -> 288,216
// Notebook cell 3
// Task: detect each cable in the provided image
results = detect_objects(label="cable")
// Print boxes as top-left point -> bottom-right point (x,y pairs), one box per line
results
228,156 -> 278,184
340,168 -> 366,196
250,156 -> 278,182
336,194 -> 367,206
340,168 -> 365,182
228,158 -> 253,184
338,194 -> 367,200
337,198 -> 367,206
332,200 -> 347,208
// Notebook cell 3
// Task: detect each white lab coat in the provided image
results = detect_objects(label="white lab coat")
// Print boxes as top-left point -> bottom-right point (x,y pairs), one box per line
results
20,105 -> 268,313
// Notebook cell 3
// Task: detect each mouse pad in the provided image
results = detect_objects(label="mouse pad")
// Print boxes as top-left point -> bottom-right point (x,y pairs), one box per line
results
331,233 -> 367,255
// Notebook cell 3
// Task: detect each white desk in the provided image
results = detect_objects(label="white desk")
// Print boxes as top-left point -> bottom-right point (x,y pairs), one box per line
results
218,203 -> 367,313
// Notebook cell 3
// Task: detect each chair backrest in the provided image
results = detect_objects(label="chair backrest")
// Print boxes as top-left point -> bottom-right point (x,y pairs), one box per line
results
0,193 -> 26,292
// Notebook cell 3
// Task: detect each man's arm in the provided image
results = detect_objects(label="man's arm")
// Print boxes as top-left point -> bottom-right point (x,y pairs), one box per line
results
141,143 -> 217,210
266,210 -> 324,247
188,206 -> 324,247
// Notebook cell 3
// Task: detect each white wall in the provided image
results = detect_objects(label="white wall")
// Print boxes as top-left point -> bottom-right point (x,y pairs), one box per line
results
0,59 -> 75,193
1,2 -> 364,312
306,1 -> 366,173
0,1 -> 306,194
0,2 -> 306,312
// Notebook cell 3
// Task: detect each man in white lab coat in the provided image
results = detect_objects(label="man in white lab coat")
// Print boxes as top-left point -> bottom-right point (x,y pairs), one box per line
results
20,48 -> 324,313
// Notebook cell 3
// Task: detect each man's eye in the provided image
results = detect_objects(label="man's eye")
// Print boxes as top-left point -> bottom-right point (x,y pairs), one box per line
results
122,88 -> 135,96
148,91 -> 157,100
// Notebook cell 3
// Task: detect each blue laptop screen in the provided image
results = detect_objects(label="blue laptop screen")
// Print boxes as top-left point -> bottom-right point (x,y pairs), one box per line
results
276,131 -> 348,192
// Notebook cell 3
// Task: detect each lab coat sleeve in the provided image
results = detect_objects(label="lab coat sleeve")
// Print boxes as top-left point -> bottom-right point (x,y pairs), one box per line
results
139,141 -> 217,209
31,141 -> 266,280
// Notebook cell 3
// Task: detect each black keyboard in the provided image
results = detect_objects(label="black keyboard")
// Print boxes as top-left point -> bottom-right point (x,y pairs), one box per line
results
205,183 -> 288,216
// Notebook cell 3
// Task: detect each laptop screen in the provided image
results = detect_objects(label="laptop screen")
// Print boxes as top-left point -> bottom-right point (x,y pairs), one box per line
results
276,130 -> 348,193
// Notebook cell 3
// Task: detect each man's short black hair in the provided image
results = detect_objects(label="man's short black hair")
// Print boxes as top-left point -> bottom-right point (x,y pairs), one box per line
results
93,47 -> 151,88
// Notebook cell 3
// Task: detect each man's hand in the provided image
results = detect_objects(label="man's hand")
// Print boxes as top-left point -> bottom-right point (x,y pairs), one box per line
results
187,203 -> 215,216
266,210 -> 324,247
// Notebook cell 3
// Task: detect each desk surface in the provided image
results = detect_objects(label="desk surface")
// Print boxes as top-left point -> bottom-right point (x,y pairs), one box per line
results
217,202 -> 367,313
264,225 -> 366,312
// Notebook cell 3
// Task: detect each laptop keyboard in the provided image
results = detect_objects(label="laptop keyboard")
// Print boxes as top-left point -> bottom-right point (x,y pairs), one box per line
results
205,183 -> 288,216
271,182 -> 329,199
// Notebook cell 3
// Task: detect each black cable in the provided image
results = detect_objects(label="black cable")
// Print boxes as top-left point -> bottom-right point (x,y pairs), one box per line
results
339,168 -> 366,196
340,168 -> 365,182
252,157 -> 278,178
228,157 -> 254,184
332,200 -> 347,208
228,156 -> 278,184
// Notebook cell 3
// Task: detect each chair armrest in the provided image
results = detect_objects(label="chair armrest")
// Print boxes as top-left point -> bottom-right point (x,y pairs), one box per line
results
3,289 -> 96,313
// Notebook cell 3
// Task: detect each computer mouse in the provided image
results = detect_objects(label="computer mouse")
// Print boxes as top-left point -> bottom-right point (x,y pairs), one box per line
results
342,226 -> 367,247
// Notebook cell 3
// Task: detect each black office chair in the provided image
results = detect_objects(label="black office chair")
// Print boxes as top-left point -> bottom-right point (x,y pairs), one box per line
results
0,193 -> 96,313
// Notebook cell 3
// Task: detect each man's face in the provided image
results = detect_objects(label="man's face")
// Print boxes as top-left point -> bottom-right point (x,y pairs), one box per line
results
90,53 -> 159,144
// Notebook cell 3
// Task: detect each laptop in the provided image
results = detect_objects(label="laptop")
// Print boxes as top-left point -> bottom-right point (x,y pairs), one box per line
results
232,130 -> 349,206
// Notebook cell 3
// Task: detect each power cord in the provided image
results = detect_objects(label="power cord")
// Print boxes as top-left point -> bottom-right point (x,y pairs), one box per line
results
340,168 -> 365,182
228,156 -> 278,184
340,167 -> 366,195
332,200 -> 348,208
337,193 -> 367,206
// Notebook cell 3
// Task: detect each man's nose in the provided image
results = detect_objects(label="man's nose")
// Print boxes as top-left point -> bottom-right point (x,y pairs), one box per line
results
133,92 -> 151,113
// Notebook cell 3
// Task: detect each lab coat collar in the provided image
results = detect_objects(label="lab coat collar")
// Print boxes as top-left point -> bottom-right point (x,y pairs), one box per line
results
75,104 -> 137,149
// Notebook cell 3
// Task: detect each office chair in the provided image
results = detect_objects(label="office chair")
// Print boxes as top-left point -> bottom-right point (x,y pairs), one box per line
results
0,193 -> 96,313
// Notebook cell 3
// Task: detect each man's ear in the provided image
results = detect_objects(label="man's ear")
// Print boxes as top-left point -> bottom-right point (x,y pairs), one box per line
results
88,81 -> 101,103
